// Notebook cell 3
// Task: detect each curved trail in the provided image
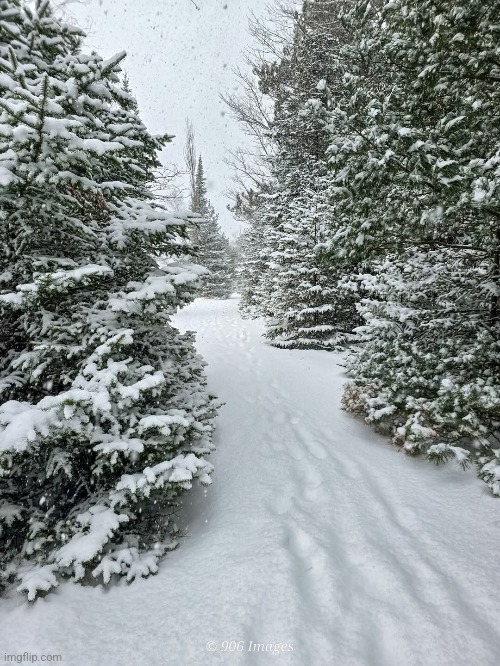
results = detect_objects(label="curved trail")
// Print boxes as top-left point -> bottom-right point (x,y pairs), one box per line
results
1,298 -> 499,666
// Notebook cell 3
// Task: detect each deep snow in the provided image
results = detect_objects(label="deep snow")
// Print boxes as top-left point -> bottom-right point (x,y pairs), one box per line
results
1,298 -> 499,665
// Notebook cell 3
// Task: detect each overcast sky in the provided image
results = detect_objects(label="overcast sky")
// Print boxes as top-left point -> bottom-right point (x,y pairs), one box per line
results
69,0 -> 270,238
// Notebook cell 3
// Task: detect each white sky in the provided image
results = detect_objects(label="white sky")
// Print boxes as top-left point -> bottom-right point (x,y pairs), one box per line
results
69,0 -> 270,238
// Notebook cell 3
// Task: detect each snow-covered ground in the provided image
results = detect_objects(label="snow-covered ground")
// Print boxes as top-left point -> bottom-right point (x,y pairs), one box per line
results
1,298 -> 499,665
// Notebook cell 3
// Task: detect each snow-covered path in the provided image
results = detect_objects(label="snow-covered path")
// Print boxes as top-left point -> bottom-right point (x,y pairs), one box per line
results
1,298 -> 499,666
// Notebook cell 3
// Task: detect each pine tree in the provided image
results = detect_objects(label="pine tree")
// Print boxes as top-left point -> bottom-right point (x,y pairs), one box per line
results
255,0 -> 359,349
0,0 -> 218,599
237,218 -> 271,317
190,157 -> 233,299
230,189 -> 273,317
330,0 -> 500,493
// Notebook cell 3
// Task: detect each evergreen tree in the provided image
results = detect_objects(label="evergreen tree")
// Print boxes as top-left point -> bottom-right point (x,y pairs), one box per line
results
255,0 -> 359,349
0,0 -> 218,599
230,188 -> 273,317
329,0 -> 500,493
196,202 -> 233,299
190,157 -> 233,299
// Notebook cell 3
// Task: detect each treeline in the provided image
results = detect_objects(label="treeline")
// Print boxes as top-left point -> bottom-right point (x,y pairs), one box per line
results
0,0 -> 218,599
230,0 -> 500,493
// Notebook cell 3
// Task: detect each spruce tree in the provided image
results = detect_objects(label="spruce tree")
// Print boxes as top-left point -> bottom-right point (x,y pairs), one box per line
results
228,188 -> 272,317
330,0 -> 500,493
190,157 -> 233,299
256,0 -> 359,349
237,215 -> 271,317
0,0 -> 218,599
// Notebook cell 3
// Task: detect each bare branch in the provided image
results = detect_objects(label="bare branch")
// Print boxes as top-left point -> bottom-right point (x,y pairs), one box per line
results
151,164 -> 187,211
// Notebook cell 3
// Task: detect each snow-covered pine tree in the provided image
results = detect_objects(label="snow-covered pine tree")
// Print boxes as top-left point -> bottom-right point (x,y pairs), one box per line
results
264,186 -> 356,350
331,0 -> 500,494
256,0 -> 358,349
196,202 -> 233,299
229,188 -> 272,317
190,157 -> 233,299
221,17 -> 276,319
0,0 -> 218,599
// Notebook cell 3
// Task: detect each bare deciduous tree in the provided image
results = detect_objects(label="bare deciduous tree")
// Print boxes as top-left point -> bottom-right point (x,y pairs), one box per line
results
183,120 -> 197,209
51,0 -> 90,19
151,163 -> 187,211
221,1 -> 298,206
